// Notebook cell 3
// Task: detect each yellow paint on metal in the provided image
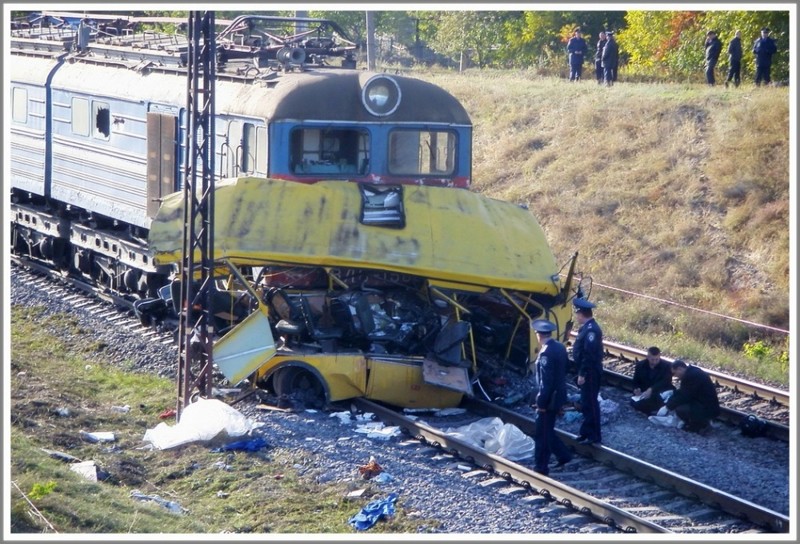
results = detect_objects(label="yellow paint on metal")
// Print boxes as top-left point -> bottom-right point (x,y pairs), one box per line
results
213,309 -> 276,385
365,357 -> 463,408
251,351 -> 462,408
150,177 -> 561,293
254,352 -> 368,402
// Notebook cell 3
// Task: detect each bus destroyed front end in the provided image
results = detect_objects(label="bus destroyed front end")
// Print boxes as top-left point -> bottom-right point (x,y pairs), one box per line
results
148,177 -> 578,409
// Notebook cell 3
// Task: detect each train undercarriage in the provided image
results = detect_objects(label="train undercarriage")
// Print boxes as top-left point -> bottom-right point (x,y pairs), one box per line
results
11,191 -> 171,298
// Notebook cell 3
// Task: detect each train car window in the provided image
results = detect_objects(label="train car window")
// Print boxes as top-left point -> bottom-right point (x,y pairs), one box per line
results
93,101 -> 110,139
255,126 -> 267,173
12,87 -> 27,123
359,184 -> 405,228
241,123 -> 255,173
290,127 -> 368,175
388,130 -> 456,176
72,97 -> 90,136
241,123 -> 267,174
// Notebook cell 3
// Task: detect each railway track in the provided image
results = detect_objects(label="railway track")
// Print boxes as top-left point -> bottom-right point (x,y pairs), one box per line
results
11,255 -> 791,534
12,255 -> 790,439
594,339 -> 789,441
354,398 -> 789,534
10,256 -> 175,346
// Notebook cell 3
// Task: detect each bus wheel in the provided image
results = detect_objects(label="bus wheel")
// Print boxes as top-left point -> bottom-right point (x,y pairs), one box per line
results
274,367 -> 325,409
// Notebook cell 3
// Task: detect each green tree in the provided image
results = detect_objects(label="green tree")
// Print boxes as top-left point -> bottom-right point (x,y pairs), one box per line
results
619,10 -> 790,83
424,11 -> 509,69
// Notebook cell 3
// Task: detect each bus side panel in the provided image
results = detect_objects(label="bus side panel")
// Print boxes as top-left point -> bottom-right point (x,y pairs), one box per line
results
366,357 -> 463,409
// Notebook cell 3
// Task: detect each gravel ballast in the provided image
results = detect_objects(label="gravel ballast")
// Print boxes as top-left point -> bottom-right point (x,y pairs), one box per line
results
10,267 -> 791,533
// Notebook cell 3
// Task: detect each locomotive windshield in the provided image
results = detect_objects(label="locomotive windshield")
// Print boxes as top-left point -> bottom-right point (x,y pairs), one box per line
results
290,127 -> 369,175
388,129 -> 456,176
287,126 -> 458,179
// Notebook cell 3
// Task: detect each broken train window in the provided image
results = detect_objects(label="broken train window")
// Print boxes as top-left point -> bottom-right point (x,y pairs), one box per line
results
359,184 -> 404,228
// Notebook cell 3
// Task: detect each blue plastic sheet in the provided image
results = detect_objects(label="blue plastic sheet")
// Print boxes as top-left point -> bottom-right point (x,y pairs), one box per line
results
210,436 -> 269,452
348,492 -> 398,531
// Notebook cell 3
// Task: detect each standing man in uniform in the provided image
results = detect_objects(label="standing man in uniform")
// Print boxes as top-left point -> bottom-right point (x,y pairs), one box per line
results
594,31 -> 607,84
601,31 -> 619,86
573,297 -> 603,445
724,30 -> 743,88
703,30 -> 722,85
530,319 -> 572,475
567,27 -> 588,82
753,27 -> 778,86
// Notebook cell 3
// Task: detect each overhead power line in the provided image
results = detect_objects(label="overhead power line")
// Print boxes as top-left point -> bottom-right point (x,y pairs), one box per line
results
578,278 -> 789,335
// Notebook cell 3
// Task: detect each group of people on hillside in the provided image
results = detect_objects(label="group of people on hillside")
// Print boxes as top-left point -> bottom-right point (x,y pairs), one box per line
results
566,27 -> 617,85
529,297 -> 720,476
567,26 -> 779,87
705,27 -> 778,87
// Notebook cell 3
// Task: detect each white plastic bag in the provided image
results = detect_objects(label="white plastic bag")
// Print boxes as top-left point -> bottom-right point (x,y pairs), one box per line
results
444,417 -> 534,461
485,423 -> 535,461
648,413 -> 681,428
143,398 -> 259,450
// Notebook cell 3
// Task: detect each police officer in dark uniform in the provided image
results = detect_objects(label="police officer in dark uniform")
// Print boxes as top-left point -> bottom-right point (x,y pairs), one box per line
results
530,319 -> 572,475
753,27 -> 778,86
567,27 -> 588,82
594,31 -> 607,84
601,32 -> 619,86
666,359 -> 720,433
704,30 -> 722,85
724,30 -> 743,88
631,346 -> 674,415
572,297 -> 603,445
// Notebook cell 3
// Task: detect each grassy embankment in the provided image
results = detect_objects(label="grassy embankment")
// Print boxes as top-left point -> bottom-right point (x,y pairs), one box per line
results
425,70 -> 790,386
9,72 -> 790,534
9,307 -> 437,534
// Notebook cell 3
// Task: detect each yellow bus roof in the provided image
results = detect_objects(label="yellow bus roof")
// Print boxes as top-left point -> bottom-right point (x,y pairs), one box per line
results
148,177 -> 562,294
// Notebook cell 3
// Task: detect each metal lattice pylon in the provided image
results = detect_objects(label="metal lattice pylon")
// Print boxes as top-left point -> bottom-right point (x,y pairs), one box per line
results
177,11 -> 216,417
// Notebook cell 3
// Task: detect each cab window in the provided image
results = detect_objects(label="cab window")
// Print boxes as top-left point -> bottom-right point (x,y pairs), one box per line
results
291,127 -> 369,175
389,129 -> 456,176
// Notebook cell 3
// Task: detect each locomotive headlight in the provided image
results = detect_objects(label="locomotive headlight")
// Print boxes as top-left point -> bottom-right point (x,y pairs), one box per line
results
362,75 -> 401,117
369,84 -> 390,107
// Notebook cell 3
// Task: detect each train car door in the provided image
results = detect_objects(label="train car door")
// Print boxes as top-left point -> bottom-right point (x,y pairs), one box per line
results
146,111 -> 178,219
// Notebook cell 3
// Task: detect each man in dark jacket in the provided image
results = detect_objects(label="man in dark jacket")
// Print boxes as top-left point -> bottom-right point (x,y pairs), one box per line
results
753,27 -> 778,86
566,27 -> 588,82
724,30 -> 743,88
704,30 -> 722,85
594,31 -> 607,84
572,297 -> 604,444
601,31 -> 619,86
531,319 -> 572,475
666,359 -> 720,433
631,346 -> 674,415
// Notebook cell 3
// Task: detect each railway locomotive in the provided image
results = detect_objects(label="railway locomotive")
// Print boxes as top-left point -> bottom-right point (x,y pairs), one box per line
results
9,12 -> 581,408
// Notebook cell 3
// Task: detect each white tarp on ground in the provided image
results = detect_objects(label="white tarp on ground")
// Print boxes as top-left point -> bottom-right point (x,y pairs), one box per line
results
443,417 -> 535,461
143,398 -> 260,450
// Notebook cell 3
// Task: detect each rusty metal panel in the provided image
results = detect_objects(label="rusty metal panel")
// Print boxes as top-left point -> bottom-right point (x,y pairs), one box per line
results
146,112 -> 177,218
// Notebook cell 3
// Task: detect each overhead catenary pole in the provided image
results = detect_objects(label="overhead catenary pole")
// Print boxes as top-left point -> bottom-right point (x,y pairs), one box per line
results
177,10 -> 216,417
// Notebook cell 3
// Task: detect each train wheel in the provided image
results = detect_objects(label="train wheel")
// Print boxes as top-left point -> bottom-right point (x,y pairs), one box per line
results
123,268 -> 140,292
273,367 -> 325,409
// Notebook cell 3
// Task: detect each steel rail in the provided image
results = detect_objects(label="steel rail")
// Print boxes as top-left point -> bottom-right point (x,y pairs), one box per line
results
354,398 -> 671,533
602,368 -> 790,442
464,398 -> 790,533
599,338 -> 789,406
11,256 -> 136,311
